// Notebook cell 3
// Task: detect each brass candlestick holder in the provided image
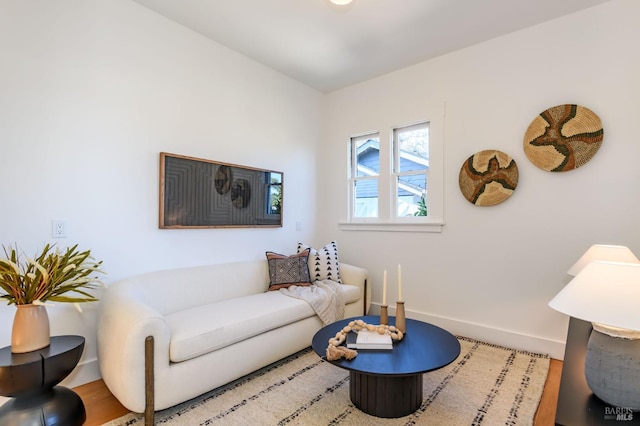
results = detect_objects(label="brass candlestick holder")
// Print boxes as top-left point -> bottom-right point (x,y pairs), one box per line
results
395,301 -> 406,333
380,305 -> 389,325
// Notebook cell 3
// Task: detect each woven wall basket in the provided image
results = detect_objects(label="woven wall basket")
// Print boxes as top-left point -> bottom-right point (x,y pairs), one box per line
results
523,104 -> 604,172
458,149 -> 519,206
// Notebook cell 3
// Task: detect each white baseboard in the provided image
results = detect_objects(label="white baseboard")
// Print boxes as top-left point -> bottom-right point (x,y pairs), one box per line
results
61,356 -> 102,388
369,303 -> 566,360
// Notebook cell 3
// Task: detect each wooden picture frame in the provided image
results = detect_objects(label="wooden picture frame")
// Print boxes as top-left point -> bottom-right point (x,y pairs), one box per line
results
159,152 -> 282,228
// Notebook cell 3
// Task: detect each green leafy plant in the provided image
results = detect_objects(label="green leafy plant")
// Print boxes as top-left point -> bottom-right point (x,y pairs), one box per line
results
413,195 -> 427,216
0,243 -> 104,306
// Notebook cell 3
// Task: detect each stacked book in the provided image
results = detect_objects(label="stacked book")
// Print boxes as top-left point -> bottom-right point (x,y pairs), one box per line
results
346,329 -> 393,350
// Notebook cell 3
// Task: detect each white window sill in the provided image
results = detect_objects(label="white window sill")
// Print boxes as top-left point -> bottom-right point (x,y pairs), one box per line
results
338,222 -> 444,233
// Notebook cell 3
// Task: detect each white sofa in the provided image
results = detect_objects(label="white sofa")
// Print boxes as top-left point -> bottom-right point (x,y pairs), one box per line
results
97,260 -> 369,424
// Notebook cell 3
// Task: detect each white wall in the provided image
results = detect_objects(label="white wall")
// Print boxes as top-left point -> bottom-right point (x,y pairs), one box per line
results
321,0 -> 640,359
0,0 -> 322,389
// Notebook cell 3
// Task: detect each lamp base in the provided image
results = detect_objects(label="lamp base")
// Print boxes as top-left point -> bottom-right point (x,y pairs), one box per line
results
585,328 -> 640,411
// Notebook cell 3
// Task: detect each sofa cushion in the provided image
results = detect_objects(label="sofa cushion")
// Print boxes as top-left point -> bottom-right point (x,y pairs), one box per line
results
165,291 -> 315,362
340,283 -> 360,305
265,249 -> 312,290
165,283 -> 362,363
297,241 -> 342,283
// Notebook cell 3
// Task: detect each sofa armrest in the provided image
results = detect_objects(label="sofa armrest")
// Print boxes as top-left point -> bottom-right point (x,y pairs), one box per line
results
97,289 -> 171,413
339,263 -> 370,315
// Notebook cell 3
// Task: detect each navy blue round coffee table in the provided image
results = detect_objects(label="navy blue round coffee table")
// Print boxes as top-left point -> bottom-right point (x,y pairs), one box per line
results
312,315 -> 460,418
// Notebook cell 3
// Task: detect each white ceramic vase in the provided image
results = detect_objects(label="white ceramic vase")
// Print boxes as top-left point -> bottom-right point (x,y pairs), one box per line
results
11,304 -> 51,353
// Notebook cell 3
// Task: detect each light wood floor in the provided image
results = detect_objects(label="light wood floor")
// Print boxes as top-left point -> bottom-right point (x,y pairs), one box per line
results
74,358 -> 562,425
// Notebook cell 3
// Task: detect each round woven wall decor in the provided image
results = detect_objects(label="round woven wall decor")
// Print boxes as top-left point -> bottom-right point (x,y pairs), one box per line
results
458,150 -> 519,206
523,104 -> 603,172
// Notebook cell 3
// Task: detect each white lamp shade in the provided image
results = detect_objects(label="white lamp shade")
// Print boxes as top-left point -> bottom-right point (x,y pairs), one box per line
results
567,244 -> 639,276
549,261 -> 640,331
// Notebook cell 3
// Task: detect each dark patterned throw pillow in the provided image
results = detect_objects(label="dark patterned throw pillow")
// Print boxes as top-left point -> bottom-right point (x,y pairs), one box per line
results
266,249 -> 312,291
297,241 -> 342,283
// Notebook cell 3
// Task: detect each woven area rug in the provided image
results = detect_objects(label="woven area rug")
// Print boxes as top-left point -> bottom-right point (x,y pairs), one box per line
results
104,337 -> 549,426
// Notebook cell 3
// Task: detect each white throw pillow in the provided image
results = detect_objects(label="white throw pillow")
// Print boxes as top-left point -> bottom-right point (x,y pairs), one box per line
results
297,241 -> 342,283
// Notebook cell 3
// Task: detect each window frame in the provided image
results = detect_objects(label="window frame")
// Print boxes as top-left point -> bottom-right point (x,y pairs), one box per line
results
341,104 -> 444,233
392,121 -> 429,223
349,132 -> 381,222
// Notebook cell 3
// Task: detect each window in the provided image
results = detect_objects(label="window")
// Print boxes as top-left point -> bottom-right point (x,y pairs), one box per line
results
343,105 -> 444,232
350,133 -> 380,219
394,123 -> 428,218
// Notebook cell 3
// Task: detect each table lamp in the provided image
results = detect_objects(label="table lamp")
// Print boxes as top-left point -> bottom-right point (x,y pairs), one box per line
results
549,249 -> 640,410
566,244 -> 640,276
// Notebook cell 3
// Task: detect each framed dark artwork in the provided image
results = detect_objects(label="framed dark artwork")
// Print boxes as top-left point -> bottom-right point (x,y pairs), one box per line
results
159,152 -> 283,228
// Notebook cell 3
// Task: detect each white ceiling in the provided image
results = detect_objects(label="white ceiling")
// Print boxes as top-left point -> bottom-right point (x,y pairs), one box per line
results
132,0 -> 610,92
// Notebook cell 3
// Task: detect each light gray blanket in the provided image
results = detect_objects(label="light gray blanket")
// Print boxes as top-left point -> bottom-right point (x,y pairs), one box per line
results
279,279 -> 345,325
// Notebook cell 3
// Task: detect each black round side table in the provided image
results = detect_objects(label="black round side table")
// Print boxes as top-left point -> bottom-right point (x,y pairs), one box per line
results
0,335 -> 86,426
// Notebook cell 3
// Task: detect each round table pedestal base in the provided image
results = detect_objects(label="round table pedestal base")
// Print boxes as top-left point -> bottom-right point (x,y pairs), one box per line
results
350,371 -> 422,418
0,386 -> 86,426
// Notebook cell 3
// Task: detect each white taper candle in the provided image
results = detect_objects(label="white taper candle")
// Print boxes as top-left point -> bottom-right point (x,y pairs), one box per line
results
382,270 -> 387,305
398,264 -> 402,301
